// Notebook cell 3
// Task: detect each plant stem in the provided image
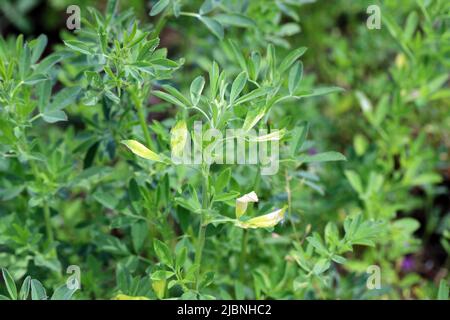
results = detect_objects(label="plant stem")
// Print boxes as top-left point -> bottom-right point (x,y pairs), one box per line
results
151,11 -> 169,39
134,92 -> 156,150
239,229 -> 248,282
194,167 -> 210,290
285,169 -> 300,243
238,167 -> 261,282
43,200 -> 55,255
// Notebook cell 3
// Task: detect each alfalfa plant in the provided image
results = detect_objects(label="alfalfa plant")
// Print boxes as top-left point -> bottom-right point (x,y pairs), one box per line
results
119,34 -> 350,296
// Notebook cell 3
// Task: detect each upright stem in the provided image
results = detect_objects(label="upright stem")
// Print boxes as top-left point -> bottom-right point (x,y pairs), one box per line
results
285,169 -> 300,243
238,167 -> 261,282
194,167 -> 209,290
151,12 -> 168,39
43,200 -> 56,257
134,91 -> 156,150
239,229 -> 248,281
22,137 -> 57,255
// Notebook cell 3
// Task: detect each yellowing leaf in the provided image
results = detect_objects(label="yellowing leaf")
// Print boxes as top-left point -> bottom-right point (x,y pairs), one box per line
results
152,279 -> 166,300
121,140 -> 163,162
242,107 -> 266,132
236,206 -> 287,229
170,120 -> 188,158
112,294 -> 149,300
235,191 -> 258,218
249,129 -> 285,142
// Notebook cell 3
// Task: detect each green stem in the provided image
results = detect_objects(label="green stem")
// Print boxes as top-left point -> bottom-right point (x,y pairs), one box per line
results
151,12 -> 169,39
134,93 -> 156,150
285,169 -> 300,243
43,201 -> 55,254
194,167 -> 210,290
21,137 -> 57,255
239,229 -> 248,282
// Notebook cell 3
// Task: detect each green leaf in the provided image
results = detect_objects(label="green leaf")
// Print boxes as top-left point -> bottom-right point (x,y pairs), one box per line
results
214,191 -> 239,202
19,44 -> 31,80
64,40 -> 93,55
392,218 -> 420,233
215,168 -> 231,192
128,178 -> 141,202
355,91 -> 372,114
306,233 -> 328,256
288,61 -> 303,95
190,76 -> 205,105
298,151 -> 346,163
42,110 -> 68,123
151,270 -> 174,281
214,14 -> 255,28
290,121 -> 309,156
324,222 -> 340,247
209,61 -> 220,98
23,73 -> 47,85
150,0 -> 170,16
353,134 -> 368,156
30,279 -> 47,300
161,84 -> 191,107
30,34 -> 48,64
47,86 -> 81,111
279,47 -> 307,74
313,258 -> 331,275
153,90 -> 186,108
199,16 -> 224,40
93,190 -> 119,210
200,271 -> 215,288
37,82 -> 53,111
175,247 -> 187,268
404,11 -> 418,41
150,58 -> 179,69
1,268 -> 17,300
199,0 -> 219,15
235,87 -> 270,105
437,280 -> 449,300
106,0 -> 118,17
331,255 -> 347,264
19,276 -> 31,300
175,197 -> 201,213
154,239 -> 173,266
345,170 -> 364,195
50,285 -> 77,300
296,86 -> 344,98
229,71 -> 247,104
228,39 -> 247,71
35,53 -> 63,74
131,221 -> 148,253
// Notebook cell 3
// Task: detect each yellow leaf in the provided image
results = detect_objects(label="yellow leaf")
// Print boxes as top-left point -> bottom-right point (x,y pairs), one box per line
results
152,279 -> 166,300
236,206 -> 287,229
112,294 -> 150,300
170,120 -> 188,158
121,140 -> 163,162
249,129 -> 285,142
235,191 -> 258,218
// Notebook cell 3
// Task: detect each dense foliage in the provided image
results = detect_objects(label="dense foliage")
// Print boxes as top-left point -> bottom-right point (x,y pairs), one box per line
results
0,0 -> 449,300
